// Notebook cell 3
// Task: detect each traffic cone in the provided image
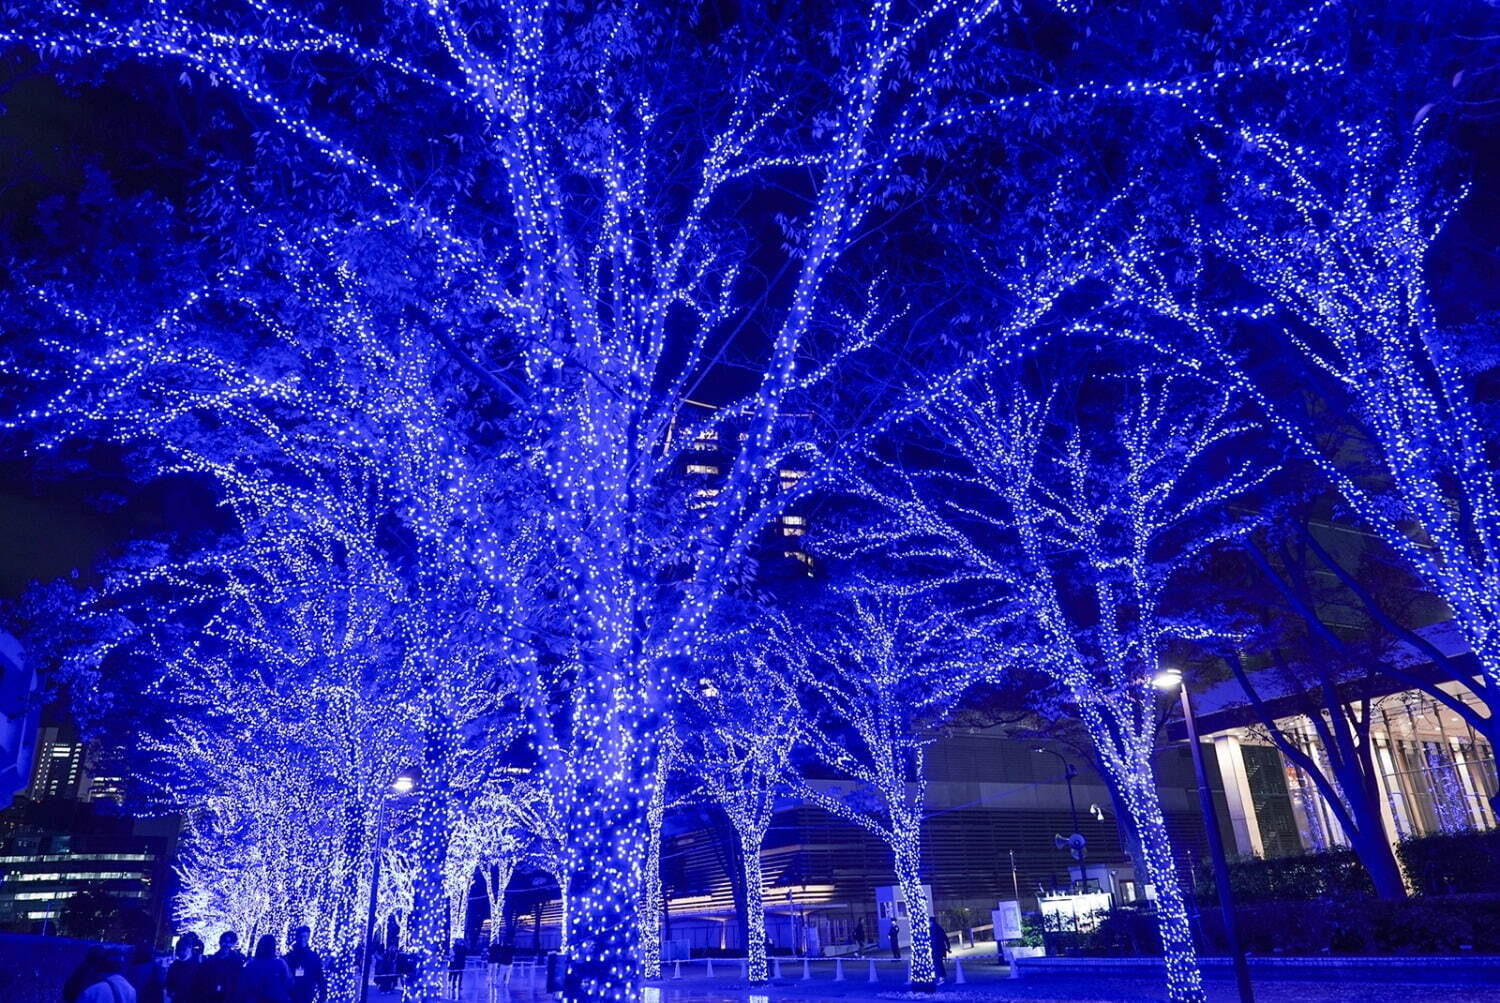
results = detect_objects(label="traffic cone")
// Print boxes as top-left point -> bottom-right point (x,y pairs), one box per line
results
802,958 -> 811,980
834,958 -> 845,982
774,958 -> 783,979
706,957 -> 714,978
954,958 -> 966,984
868,959 -> 878,983
672,960 -> 681,979
740,958 -> 747,979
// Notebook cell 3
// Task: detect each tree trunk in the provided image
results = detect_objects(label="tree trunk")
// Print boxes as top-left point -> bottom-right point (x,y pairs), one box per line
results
1122,775 -> 1206,1003
740,830 -> 769,984
559,772 -> 649,1003
641,787 -> 666,978
404,777 -> 453,1003
892,830 -> 936,992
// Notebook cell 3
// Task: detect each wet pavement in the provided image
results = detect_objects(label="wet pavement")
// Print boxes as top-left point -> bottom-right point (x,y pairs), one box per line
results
421,949 -> 1500,1003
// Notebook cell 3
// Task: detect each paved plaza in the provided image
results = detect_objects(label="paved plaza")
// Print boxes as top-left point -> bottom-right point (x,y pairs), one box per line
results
430,947 -> 1500,1003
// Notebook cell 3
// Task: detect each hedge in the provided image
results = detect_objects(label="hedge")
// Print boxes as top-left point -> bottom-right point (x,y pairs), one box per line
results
1397,829 -> 1500,896
1051,895 -> 1500,957
1194,847 -> 1374,903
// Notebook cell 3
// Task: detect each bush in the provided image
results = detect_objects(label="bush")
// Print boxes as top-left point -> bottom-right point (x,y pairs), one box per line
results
1398,829 -> 1500,895
1194,895 -> 1500,955
1194,847 -> 1374,903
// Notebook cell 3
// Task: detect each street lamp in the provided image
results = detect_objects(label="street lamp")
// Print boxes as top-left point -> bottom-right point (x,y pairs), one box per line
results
359,770 -> 417,1003
1152,668 -> 1254,1003
1033,747 -> 1089,893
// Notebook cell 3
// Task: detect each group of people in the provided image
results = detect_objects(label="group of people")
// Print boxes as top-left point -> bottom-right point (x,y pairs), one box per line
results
62,928 -> 327,1003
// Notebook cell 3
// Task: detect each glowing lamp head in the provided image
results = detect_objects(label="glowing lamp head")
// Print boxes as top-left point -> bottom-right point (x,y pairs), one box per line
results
1152,667 -> 1183,691
390,774 -> 416,795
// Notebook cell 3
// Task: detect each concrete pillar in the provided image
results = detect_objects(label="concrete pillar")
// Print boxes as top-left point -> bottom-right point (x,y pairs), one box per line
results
1212,735 -> 1263,857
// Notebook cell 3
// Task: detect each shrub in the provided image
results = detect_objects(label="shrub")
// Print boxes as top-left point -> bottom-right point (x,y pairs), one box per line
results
1397,829 -> 1500,895
1194,847 -> 1373,903
1194,895 -> 1500,955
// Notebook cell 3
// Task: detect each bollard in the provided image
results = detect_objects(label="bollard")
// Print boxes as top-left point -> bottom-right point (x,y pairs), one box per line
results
774,958 -> 783,980
834,958 -> 845,982
706,957 -> 714,978
672,960 -> 681,979
868,959 -> 878,983
954,958 -> 966,984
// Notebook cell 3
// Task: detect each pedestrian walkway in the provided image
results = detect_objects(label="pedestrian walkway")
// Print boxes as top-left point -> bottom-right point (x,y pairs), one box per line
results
421,946 -> 1500,1003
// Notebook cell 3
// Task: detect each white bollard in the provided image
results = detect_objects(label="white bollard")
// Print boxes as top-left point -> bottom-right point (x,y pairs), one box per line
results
802,957 -> 811,980
706,957 -> 714,978
834,958 -> 845,982
954,958 -> 966,984
774,958 -> 783,980
672,960 -> 681,979
868,959 -> 878,983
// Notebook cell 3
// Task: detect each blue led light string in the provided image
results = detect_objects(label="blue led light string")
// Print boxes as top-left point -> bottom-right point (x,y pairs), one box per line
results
829,367 -> 1274,1002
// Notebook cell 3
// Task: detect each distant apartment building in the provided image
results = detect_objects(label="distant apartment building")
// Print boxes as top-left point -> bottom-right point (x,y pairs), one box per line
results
0,807 -> 179,940
0,723 -> 179,941
0,629 -> 39,809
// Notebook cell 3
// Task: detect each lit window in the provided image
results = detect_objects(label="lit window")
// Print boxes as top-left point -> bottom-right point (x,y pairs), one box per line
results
783,515 -> 805,526
686,463 -> 719,475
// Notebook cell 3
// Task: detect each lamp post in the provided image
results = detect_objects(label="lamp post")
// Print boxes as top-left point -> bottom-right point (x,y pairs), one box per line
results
1152,667 -> 1253,1003
1034,747 -> 1089,892
359,771 -> 416,1003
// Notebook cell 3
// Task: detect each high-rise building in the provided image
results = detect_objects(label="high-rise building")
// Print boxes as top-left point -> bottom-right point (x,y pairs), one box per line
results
0,630 -> 39,809
26,725 -> 90,803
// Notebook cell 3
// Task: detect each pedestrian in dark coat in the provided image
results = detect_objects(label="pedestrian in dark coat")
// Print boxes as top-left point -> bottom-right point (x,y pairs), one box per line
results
928,917 -> 950,982
197,933 -> 244,1003
166,937 -> 201,1003
283,927 -> 326,1003
447,940 -> 469,996
234,936 -> 292,1003
126,943 -> 166,1003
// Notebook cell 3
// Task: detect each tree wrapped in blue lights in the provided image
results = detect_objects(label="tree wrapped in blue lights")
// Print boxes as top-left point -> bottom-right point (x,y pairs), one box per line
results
840,366 -> 1273,1002
792,590 -> 994,992
0,4 -> 1369,1000
3,217 -> 552,997
684,613 -> 806,984
1116,121 -> 1500,803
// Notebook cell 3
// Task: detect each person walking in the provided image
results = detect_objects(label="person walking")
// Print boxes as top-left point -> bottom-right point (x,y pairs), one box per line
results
166,936 -> 202,1003
447,940 -> 468,998
283,927 -> 326,1003
888,918 -> 901,960
486,938 -> 514,992
198,933 -> 244,1003
66,947 -> 138,1003
234,935 -> 292,1003
126,944 -> 166,1003
928,917 -> 950,984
